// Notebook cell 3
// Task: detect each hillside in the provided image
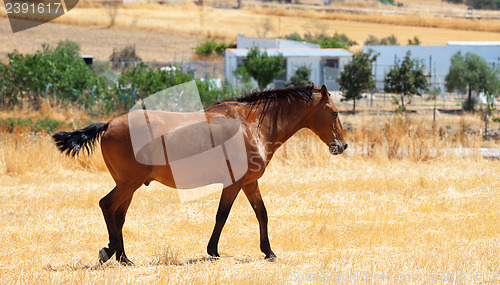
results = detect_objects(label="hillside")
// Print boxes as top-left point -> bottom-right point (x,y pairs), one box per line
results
1,0 -> 500,61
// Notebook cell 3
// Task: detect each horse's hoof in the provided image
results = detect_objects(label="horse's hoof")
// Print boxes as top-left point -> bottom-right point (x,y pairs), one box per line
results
98,247 -> 113,264
119,259 -> 135,266
207,249 -> 220,258
264,252 -> 277,261
118,255 -> 135,266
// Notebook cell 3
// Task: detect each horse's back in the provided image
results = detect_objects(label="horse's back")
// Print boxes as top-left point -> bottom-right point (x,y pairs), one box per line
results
101,109 -> 252,188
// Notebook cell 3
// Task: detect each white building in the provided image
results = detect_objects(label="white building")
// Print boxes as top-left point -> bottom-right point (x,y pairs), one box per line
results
363,43 -> 500,92
225,35 -> 353,90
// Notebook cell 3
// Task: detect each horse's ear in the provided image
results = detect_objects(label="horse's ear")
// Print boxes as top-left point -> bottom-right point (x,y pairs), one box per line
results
320,85 -> 329,98
311,83 -> 319,90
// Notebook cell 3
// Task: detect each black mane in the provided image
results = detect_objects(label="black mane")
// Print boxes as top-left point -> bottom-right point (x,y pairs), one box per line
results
217,85 -> 316,105
214,85 -> 319,133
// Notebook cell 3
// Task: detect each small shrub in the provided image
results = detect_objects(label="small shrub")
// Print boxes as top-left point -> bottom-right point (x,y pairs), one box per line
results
462,96 -> 477,112
283,32 -> 303,42
195,40 -> 234,57
283,32 -> 357,49
364,34 -> 399,46
285,65 -> 312,87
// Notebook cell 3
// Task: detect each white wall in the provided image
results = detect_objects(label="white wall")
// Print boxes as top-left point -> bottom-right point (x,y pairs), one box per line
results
224,51 -> 238,87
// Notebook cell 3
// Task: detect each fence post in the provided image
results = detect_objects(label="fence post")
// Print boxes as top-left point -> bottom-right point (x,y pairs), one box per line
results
132,88 -> 137,103
484,106 -> 488,138
91,85 -> 97,114
0,82 -> 4,109
91,85 -> 96,100
45,83 -> 51,103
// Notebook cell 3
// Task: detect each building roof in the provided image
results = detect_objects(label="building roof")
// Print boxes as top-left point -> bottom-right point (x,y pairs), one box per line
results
237,34 -> 320,49
447,41 -> 500,46
226,48 -> 353,58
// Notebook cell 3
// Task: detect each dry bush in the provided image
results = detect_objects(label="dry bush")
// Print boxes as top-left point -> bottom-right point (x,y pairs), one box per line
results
0,133 -> 107,176
0,113 -> 496,176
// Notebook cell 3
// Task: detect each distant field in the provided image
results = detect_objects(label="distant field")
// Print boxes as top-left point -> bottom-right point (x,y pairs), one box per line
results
1,1 -> 500,61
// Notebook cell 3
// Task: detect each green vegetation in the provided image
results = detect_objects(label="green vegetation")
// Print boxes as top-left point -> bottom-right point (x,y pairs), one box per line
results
235,47 -> 285,89
0,118 -> 69,133
384,51 -> 428,112
338,51 -> 378,114
0,40 -> 236,115
445,51 -> 499,112
284,32 -> 357,49
379,0 -> 395,5
195,40 -> 234,57
364,34 -> 399,46
0,40 -> 107,108
285,65 -> 312,87
444,0 -> 500,10
407,36 -> 421,45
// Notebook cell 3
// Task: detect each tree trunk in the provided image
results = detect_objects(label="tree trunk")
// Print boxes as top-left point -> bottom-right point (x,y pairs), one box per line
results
353,98 -> 356,115
468,85 -> 474,113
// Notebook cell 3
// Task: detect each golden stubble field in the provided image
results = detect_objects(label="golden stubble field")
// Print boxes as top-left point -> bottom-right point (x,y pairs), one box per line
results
0,114 -> 499,284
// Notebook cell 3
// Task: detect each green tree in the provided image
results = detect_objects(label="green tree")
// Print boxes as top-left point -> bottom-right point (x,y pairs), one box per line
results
338,51 -> 378,114
235,47 -> 285,89
445,51 -> 499,112
115,62 -> 235,111
384,51 -> 428,112
466,0 -> 500,9
407,36 -> 421,45
0,40 -> 101,107
285,65 -> 311,87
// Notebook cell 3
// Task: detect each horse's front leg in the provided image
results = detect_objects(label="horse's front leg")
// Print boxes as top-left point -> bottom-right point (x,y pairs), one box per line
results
242,180 -> 276,260
207,181 -> 243,257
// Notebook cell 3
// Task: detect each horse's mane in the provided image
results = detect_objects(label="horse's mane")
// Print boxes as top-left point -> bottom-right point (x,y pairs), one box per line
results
214,85 -> 318,133
217,85 -> 315,105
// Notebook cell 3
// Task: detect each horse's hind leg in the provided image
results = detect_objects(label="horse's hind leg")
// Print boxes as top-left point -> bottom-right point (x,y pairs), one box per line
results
98,182 -> 141,265
207,181 -> 243,257
242,181 -> 276,260
114,197 -> 133,264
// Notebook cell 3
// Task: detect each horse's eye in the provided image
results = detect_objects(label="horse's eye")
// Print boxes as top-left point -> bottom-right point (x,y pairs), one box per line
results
332,111 -> 338,117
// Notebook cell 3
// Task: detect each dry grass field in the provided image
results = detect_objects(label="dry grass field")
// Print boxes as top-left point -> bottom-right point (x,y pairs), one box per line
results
0,112 -> 499,284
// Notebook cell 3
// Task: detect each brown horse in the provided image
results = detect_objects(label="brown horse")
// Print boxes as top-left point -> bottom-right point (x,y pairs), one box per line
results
52,84 -> 347,265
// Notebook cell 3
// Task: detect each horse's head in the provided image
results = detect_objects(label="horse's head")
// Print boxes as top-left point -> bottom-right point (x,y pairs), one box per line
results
306,84 -> 348,155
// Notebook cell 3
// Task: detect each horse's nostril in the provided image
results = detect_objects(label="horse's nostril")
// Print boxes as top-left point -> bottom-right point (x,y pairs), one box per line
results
344,143 -> 348,150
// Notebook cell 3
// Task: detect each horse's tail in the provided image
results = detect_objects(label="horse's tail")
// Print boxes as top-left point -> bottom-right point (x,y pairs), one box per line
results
52,122 -> 109,157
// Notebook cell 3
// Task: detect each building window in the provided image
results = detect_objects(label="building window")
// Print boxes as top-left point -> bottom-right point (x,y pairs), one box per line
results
237,58 -> 244,67
275,59 -> 287,81
324,58 -> 339,69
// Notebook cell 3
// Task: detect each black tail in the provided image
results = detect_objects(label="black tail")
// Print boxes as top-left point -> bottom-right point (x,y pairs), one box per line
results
52,122 -> 109,157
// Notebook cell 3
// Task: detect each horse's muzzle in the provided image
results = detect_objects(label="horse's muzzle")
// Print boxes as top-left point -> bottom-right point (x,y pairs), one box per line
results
329,141 -> 348,155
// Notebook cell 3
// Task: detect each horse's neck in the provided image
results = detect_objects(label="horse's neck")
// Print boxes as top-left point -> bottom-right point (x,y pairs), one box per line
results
255,101 -> 309,160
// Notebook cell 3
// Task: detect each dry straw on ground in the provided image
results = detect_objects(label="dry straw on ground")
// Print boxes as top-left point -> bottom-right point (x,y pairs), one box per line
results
0,113 -> 498,284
